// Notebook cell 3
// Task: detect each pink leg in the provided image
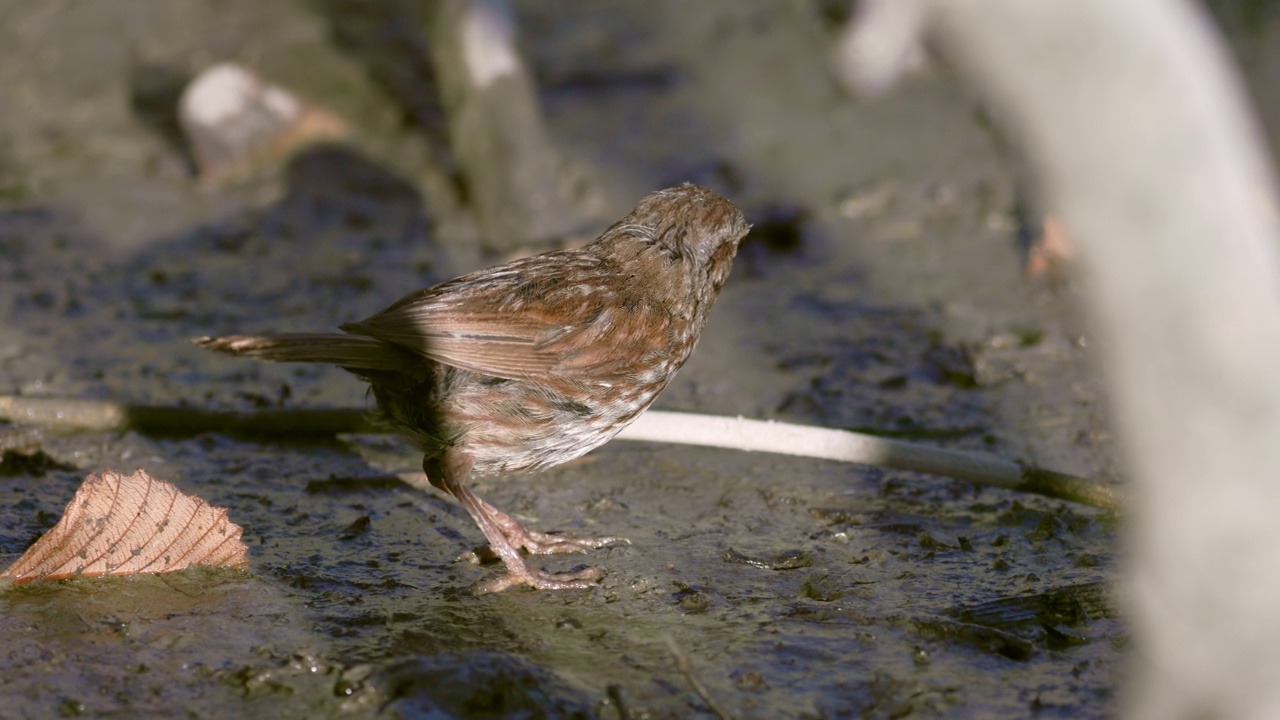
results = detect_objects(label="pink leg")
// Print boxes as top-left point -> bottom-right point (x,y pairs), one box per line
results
426,453 -> 614,593
472,495 -> 629,555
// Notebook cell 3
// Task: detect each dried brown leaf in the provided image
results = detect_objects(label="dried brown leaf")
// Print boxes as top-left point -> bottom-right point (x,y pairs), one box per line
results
2,468 -> 248,584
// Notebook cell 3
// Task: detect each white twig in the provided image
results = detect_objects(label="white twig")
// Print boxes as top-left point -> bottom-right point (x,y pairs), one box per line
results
621,411 -> 1119,510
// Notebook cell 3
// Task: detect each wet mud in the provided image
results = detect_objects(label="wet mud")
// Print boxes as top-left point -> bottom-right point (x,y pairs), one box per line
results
9,0 -> 1253,717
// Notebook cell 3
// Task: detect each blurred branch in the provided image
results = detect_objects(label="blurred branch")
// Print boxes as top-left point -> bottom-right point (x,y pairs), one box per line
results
419,0 -> 577,251
838,0 -> 1280,716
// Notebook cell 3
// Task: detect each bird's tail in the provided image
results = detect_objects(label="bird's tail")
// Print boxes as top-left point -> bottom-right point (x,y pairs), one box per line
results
192,333 -> 418,373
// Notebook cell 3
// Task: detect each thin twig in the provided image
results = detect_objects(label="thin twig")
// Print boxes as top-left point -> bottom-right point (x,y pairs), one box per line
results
662,633 -> 736,720
619,412 -> 1122,511
0,396 -> 1121,509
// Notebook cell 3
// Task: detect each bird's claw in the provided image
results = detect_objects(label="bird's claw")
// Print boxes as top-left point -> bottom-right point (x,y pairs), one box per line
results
473,563 -> 605,594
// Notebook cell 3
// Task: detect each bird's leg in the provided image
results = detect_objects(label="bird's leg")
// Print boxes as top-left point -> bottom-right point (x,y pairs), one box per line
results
425,453 -> 605,593
470,494 -> 629,555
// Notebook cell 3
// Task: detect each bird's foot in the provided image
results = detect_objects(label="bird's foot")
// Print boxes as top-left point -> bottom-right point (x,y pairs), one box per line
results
474,561 -> 605,594
458,530 -> 628,565
477,497 -> 629,555
440,474 -> 621,591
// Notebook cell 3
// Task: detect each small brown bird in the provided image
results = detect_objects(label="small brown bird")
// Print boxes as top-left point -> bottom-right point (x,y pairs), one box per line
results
195,184 -> 750,592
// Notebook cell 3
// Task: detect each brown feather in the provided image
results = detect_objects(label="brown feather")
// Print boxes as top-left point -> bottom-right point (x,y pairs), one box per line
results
340,253 -> 675,384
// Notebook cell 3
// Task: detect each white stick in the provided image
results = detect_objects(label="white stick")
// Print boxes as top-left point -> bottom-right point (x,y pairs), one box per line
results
624,411 -> 1019,481
620,411 -> 1118,509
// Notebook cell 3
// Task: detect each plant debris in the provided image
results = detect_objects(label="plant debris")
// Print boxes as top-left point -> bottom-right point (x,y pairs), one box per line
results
2,468 -> 248,584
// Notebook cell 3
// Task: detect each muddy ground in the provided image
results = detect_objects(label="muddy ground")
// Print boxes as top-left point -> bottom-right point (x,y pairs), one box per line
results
9,1 -> 1270,717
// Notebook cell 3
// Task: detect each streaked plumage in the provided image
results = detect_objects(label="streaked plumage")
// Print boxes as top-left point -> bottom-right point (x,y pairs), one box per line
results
195,183 -> 749,592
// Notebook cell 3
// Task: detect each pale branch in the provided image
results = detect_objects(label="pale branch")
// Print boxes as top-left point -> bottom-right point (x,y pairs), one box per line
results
620,412 -> 1120,511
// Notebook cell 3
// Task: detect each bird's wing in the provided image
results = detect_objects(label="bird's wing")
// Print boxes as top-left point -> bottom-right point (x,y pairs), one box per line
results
341,254 -> 675,383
